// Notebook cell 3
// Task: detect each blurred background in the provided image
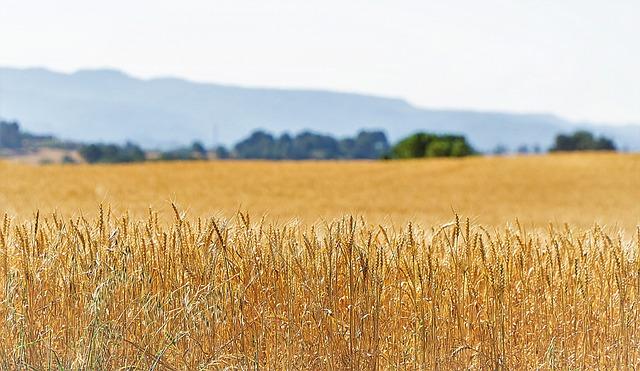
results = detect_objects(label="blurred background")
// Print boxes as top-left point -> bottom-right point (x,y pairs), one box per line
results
0,0 -> 638,228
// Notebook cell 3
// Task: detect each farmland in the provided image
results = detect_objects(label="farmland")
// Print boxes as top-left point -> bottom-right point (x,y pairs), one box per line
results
0,153 -> 639,368
1,153 -> 639,229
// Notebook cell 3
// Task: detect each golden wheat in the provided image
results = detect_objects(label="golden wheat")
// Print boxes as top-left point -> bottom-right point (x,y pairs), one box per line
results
0,207 -> 638,369
1,153 -> 639,229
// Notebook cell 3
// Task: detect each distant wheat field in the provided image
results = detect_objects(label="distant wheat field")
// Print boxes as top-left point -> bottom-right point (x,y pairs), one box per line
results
1,153 -> 639,229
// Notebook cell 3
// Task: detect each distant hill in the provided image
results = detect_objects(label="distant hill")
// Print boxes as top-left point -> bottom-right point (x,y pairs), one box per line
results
1,67 -> 638,151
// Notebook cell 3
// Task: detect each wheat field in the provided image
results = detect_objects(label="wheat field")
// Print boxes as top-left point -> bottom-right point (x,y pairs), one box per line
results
1,153 -> 639,228
0,153 -> 639,368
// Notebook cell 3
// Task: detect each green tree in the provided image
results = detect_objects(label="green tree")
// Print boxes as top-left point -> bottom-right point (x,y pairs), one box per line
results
550,130 -> 616,152
426,140 -> 451,157
214,146 -> 230,159
79,144 -> 102,163
234,131 -> 278,159
191,141 -> 207,158
389,132 -> 474,159
451,139 -> 473,157
0,121 -> 23,149
390,133 -> 429,158
79,142 -> 145,163
342,131 -> 389,159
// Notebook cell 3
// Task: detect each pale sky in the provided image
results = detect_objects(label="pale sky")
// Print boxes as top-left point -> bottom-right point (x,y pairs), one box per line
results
1,0 -> 639,124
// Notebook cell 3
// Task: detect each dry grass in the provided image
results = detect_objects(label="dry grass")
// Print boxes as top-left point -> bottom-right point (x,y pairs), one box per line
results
1,153 -> 639,229
0,207 -> 639,369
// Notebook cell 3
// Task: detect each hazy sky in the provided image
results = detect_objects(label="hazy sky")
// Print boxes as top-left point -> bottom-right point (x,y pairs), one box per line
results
1,0 -> 639,124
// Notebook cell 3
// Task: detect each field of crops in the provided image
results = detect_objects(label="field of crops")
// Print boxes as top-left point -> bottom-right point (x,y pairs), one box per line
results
1,153 -> 639,228
0,153 -> 639,368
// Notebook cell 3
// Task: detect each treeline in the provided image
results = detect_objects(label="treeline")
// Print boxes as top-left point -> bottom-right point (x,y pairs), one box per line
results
1,119 -> 621,164
79,142 -> 146,164
0,120 -> 75,151
385,133 -> 474,159
75,128 -> 617,164
496,131 -> 617,155
176,130 -> 475,161
75,130 -> 477,163
79,142 -> 211,164
78,130 -> 391,163
231,130 -> 389,160
550,130 -> 616,152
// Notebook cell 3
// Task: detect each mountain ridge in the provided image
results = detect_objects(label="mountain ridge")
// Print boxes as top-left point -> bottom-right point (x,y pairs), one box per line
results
1,66 -> 638,150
